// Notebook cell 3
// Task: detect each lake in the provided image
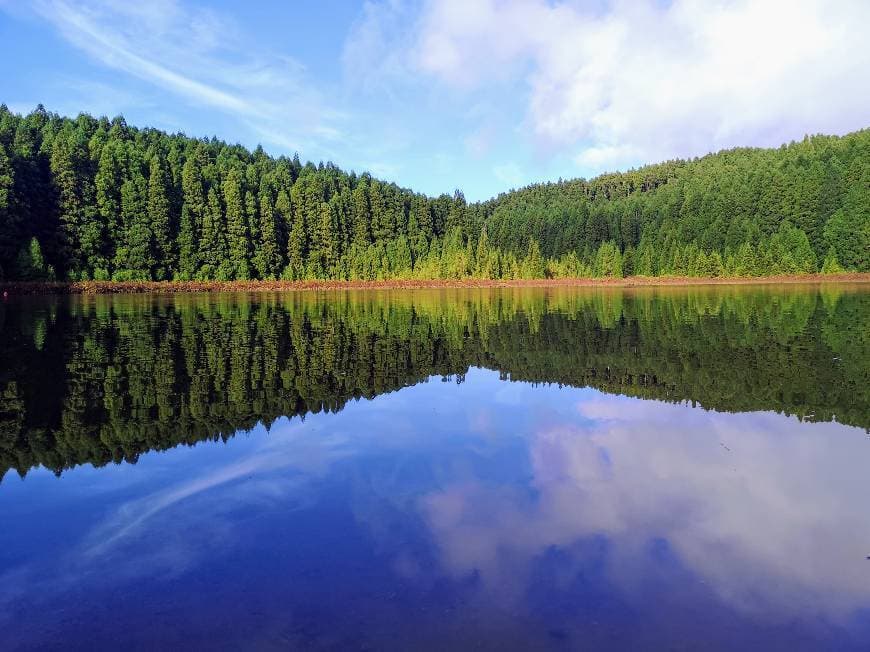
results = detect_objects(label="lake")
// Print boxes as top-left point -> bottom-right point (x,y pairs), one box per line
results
1,285 -> 869,650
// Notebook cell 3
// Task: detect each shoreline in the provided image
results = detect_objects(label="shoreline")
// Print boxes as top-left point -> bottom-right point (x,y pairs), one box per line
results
1,273 -> 868,295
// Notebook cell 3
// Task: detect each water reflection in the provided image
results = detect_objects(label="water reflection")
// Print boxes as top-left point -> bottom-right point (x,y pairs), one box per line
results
1,286 -> 869,649
0,286 -> 867,478
424,393 -> 870,622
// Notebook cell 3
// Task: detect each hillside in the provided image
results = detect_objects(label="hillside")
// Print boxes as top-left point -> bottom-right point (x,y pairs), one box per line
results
0,104 -> 867,282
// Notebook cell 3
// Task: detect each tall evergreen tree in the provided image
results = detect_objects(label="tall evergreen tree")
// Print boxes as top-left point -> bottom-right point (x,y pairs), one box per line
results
115,177 -> 153,279
223,166 -> 251,280
253,178 -> 283,279
0,141 -> 17,271
49,129 -> 86,278
148,154 -> 174,279
200,186 -> 231,280
94,143 -> 123,276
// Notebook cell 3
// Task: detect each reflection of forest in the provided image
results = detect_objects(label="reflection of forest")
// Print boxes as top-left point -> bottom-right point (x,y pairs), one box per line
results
1,286 -> 867,477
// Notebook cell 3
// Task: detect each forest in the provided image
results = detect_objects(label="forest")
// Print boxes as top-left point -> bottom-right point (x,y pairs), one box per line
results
0,104 -> 867,283
1,286 -> 866,478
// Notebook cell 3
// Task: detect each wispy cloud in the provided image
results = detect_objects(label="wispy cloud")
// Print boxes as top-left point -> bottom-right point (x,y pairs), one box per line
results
35,1 -> 260,116
29,0 -> 345,156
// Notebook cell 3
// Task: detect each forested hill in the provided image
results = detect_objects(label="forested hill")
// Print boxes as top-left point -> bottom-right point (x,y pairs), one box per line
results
0,104 -> 867,283
483,133 -> 869,276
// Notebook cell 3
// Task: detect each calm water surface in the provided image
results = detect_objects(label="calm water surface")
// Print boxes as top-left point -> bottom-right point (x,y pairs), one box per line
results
1,286 -> 869,650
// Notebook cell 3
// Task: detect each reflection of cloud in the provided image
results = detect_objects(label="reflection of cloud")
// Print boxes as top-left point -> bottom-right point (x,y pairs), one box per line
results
0,384 -> 459,617
422,394 -> 870,622
0,418 -> 355,619
83,419 -> 351,559
83,454 -> 289,556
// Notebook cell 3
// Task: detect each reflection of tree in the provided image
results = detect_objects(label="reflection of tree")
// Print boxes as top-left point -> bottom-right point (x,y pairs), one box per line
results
0,287 -> 867,477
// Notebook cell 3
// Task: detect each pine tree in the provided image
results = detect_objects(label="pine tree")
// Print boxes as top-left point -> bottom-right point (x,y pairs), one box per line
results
274,188 -> 291,261
475,227 -> 490,278
734,242 -> 759,277
369,180 -> 391,242
287,178 -> 311,279
180,145 -> 207,275
0,141 -> 17,271
522,239 -> 546,279
50,130 -> 86,278
821,247 -> 844,274
0,105 -> 867,284
95,143 -> 122,272
622,245 -> 635,277
770,221 -> 817,273
176,204 -> 196,280
824,208 -> 868,271
115,177 -> 153,280
446,190 -> 467,235
708,250 -> 725,277
253,178 -> 283,279
14,237 -> 55,280
245,164 -> 260,259
310,199 -> 339,278
223,166 -> 251,280
593,241 -> 623,278
351,181 -> 371,247
148,154 -> 174,279
200,186 -> 231,280
392,234 -> 412,278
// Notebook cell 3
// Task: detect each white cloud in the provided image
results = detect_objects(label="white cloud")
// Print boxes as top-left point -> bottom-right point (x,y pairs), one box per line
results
28,0 -> 346,157
342,0 -> 418,95
365,0 -> 870,173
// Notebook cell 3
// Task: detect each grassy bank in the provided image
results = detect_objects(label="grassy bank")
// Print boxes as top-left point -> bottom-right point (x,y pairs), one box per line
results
1,273 -> 868,295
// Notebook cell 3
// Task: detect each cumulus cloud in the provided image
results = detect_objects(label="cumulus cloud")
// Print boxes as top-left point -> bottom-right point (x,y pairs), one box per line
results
361,0 -> 870,172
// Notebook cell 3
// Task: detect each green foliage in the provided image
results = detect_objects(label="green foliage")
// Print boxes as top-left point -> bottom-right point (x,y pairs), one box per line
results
521,239 -> 546,278
223,166 -> 251,280
113,177 -> 153,280
821,247 -> 844,274
252,179 -> 283,279
764,221 -> 818,274
593,241 -> 623,278
0,104 -> 866,281
14,237 -> 55,280
824,207 -> 869,272
0,141 -> 19,270
148,154 -> 174,279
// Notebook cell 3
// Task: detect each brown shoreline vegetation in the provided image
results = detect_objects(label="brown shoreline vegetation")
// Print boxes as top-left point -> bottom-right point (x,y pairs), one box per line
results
1,273 -> 869,295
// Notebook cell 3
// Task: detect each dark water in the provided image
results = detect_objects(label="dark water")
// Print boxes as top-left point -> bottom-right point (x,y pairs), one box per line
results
1,285 -> 869,651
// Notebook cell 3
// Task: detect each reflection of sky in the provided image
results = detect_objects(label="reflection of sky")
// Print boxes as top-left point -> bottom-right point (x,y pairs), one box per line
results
2,369 -> 870,649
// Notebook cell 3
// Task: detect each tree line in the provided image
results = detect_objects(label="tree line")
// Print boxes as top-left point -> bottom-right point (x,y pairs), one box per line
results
1,286 -> 866,477
0,104 -> 866,282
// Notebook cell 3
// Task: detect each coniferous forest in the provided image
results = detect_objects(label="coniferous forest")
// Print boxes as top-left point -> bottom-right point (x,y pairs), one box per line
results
0,104 -> 867,283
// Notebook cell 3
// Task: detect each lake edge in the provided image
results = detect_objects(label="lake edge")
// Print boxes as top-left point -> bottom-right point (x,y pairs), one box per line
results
2,272 -> 869,295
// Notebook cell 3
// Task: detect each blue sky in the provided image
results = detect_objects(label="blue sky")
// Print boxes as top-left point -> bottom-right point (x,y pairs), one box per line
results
1,1 -> 868,201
